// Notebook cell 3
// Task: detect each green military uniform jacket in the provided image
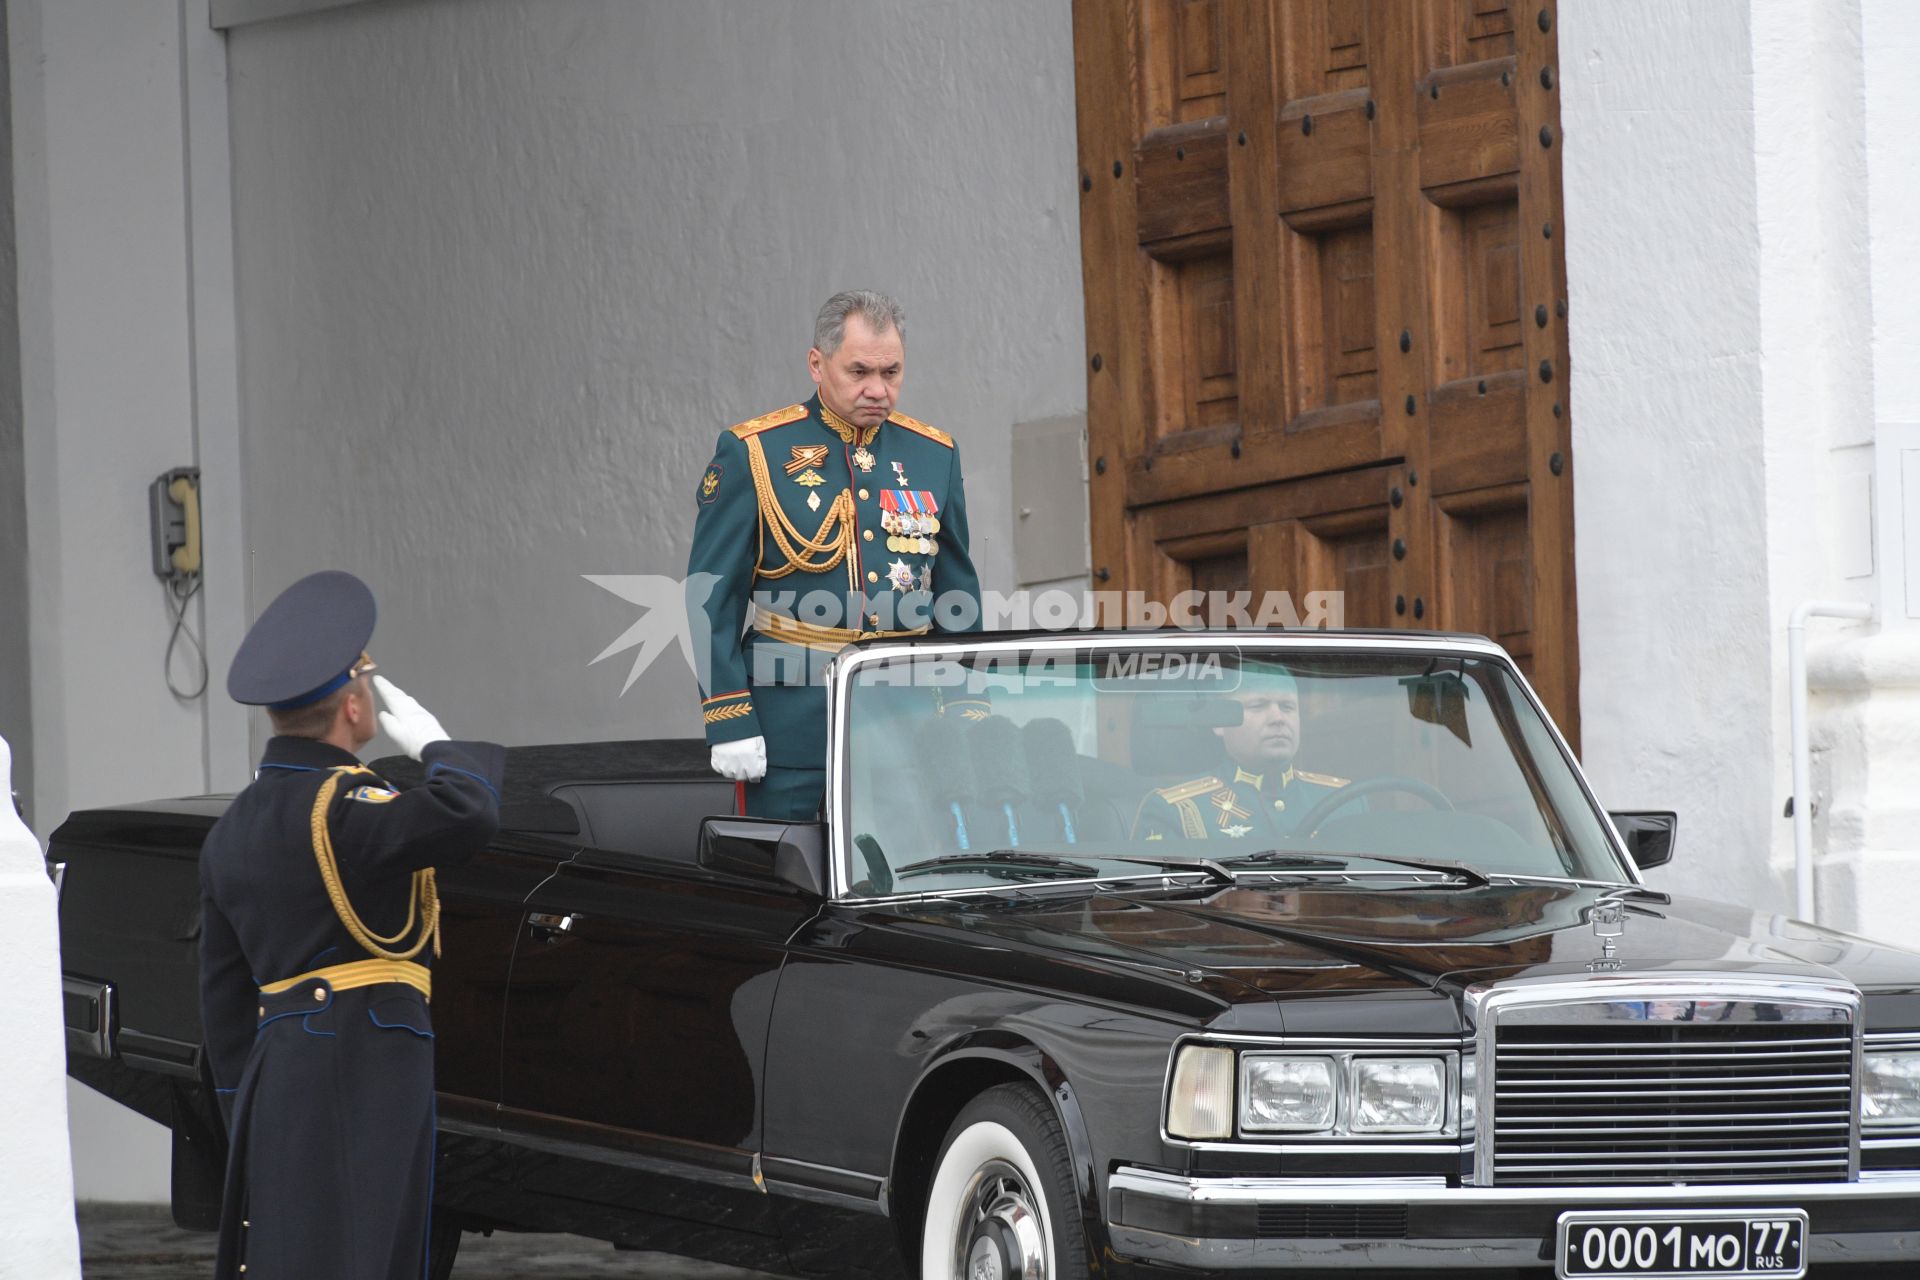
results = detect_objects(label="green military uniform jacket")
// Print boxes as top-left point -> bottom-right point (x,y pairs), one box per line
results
1132,764 -> 1351,844
687,393 -> 982,771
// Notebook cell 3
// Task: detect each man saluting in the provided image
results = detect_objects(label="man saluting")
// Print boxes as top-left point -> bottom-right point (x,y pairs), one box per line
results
198,570 -> 504,1280
687,289 -> 981,820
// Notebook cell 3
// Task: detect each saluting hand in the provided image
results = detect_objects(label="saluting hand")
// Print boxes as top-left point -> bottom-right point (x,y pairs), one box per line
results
372,675 -> 451,761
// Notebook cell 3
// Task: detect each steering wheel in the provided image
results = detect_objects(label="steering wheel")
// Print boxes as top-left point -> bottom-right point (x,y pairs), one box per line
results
852,833 -> 894,896
1295,775 -> 1453,840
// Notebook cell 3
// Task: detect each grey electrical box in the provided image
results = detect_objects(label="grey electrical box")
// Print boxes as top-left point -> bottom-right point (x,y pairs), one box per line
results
1010,415 -> 1090,587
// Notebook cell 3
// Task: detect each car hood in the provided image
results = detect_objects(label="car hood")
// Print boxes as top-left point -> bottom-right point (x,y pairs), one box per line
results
909,878 -> 1920,1033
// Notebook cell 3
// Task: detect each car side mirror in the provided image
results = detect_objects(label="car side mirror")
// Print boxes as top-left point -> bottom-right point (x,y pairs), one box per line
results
1608,811 -> 1677,870
698,817 -> 828,896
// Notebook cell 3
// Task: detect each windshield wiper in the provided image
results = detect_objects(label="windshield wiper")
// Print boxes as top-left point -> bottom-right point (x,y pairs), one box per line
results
1222,848 -> 1492,888
1092,855 -> 1237,886
1210,851 -> 1349,872
896,850 -> 1100,880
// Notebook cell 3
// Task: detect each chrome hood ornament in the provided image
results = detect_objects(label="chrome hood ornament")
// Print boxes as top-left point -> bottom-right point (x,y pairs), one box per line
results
1587,897 -> 1627,971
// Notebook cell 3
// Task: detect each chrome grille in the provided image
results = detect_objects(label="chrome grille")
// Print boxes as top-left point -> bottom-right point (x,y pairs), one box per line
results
1492,1021 -> 1855,1185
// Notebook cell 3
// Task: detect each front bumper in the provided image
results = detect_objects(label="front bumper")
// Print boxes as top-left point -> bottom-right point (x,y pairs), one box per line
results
1107,1167 -> 1920,1270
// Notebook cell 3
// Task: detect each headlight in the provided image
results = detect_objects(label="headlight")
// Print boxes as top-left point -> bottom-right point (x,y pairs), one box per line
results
1166,1044 -> 1234,1139
1863,1051 -> 1920,1127
1240,1055 -> 1337,1132
1351,1057 -> 1448,1134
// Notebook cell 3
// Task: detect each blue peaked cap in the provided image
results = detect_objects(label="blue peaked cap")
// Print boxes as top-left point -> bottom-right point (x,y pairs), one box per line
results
227,570 -> 377,709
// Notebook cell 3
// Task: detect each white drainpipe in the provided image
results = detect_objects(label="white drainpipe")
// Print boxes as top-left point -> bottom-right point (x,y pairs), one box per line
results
1788,601 -> 1875,920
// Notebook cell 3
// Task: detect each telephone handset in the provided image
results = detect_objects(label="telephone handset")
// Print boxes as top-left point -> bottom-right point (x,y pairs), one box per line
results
150,468 -> 201,582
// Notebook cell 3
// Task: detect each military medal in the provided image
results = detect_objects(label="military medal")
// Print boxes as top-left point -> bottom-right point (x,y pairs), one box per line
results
879,489 -> 942,556
1211,788 -> 1252,832
892,460 -> 910,486
886,559 -> 917,592
852,446 -> 876,472
785,445 -> 830,475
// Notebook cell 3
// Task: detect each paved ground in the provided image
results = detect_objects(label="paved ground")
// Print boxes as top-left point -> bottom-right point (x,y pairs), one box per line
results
78,1204 -> 777,1279
77,1204 -> 1910,1278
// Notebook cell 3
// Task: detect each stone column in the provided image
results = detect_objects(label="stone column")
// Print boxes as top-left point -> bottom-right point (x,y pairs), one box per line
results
0,733 -> 80,1275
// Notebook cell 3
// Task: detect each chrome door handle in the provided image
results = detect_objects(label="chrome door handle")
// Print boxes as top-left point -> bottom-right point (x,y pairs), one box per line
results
526,911 -> 580,939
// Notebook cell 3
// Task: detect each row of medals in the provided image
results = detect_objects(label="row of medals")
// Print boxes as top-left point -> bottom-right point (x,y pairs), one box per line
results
881,508 -> 939,556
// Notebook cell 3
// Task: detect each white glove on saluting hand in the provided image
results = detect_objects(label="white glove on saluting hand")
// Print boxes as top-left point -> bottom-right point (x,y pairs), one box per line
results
372,675 -> 451,761
710,735 -> 767,782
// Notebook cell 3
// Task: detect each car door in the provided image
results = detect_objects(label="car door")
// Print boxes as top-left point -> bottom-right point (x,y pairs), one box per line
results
429,829 -> 576,1112
497,827 -> 821,1246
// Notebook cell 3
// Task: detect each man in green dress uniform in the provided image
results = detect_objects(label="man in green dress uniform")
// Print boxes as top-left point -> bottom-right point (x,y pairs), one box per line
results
687,290 -> 981,819
1133,667 -> 1352,844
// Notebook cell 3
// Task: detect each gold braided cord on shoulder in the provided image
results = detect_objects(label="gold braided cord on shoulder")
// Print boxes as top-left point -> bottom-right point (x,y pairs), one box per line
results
743,434 -> 856,587
310,766 -> 442,962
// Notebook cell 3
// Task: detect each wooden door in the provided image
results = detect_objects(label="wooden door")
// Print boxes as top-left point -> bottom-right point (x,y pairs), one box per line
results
1073,0 -> 1579,746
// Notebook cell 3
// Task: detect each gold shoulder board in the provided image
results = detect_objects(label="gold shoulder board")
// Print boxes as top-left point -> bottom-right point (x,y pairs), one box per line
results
1155,775 -> 1225,803
731,403 -> 809,439
1294,769 -> 1350,787
887,411 -> 953,448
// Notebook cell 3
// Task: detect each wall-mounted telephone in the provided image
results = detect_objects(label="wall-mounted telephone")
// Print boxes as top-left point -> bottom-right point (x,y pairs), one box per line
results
151,467 -> 208,699
150,467 -> 201,583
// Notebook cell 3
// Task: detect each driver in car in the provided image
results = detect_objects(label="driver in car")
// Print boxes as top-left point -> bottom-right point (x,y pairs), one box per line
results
1131,667 -> 1351,844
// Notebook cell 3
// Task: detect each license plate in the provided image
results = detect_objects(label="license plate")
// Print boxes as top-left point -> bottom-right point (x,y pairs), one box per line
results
1556,1209 -> 1807,1279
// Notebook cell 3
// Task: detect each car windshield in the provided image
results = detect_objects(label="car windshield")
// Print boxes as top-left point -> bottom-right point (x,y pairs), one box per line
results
836,642 -> 1626,895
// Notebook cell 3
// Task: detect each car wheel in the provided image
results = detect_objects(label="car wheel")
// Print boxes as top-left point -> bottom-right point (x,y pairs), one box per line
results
920,1083 -> 1087,1280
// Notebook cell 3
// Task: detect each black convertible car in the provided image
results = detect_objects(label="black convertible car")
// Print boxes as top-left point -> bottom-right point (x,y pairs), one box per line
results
53,631 -> 1920,1278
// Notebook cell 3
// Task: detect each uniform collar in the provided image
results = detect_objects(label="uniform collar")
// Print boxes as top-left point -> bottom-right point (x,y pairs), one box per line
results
259,735 -> 363,771
1233,765 -> 1295,791
814,393 -> 881,447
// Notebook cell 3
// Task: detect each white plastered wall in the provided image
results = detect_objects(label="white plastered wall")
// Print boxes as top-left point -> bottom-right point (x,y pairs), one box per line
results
223,0 -> 1086,750
1558,0 -> 1780,912
0,0 -> 28,825
1563,0 -> 1920,948
1809,0 -> 1920,942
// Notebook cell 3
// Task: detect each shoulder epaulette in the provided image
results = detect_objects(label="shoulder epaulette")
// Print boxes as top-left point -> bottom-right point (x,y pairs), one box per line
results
887,411 -> 953,448
730,403 -> 809,439
1294,769 -> 1350,787
1155,776 -> 1224,804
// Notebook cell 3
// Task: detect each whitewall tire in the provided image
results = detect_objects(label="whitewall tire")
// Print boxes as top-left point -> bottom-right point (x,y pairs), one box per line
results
920,1084 -> 1086,1280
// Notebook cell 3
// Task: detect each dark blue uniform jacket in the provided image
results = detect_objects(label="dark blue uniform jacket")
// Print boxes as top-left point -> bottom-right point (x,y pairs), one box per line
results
198,734 -> 504,1280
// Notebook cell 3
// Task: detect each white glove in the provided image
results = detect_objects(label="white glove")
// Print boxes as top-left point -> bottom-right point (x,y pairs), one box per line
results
710,735 -> 767,782
372,675 -> 450,761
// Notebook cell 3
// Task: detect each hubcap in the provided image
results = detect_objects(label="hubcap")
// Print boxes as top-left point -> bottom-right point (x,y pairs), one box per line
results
951,1159 -> 1049,1280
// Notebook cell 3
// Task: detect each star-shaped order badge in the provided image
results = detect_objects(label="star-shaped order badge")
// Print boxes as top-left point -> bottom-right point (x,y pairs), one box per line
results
886,559 -> 917,593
